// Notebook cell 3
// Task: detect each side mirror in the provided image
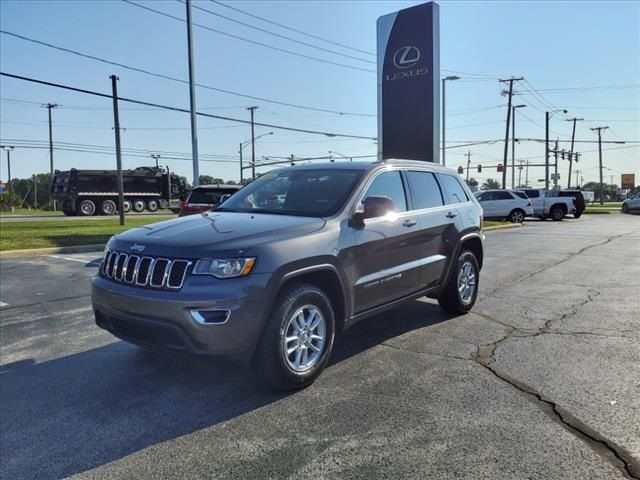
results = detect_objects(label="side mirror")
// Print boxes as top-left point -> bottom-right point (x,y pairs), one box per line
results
357,195 -> 396,220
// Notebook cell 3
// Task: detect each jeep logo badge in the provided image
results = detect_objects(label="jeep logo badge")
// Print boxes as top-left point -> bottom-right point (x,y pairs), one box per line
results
130,244 -> 146,253
393,46 -> 421,69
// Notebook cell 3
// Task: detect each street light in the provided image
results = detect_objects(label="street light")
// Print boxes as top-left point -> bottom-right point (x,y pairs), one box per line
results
545,108 -> 568,190
511,105 -> 526,189
328,150 -> 352,162
239,131 -> 273,182
441,75 -> 460,166
150,154 -> 161,168
1,145 -> 15,212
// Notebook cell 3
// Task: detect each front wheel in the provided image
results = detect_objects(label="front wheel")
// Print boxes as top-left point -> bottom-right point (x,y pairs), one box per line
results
438,250 -> 480,315
622,204 -> 629,214
509,209 -> 525,223
253,283 -> 335,390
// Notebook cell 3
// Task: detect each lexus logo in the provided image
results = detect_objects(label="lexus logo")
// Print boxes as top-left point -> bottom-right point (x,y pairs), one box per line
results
130,243 -> 146,253
393,46 -> 421,69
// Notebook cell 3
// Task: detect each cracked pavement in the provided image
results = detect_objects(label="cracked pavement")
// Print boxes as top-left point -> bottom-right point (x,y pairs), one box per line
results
1,214 -> 639,479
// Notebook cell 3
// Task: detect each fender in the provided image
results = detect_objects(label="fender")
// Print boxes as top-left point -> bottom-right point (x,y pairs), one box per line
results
438,230 -> 484,295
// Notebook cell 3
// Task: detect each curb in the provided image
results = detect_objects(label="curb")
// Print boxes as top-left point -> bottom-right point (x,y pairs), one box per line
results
484,223 -> 523,232
0,244 -> 105,259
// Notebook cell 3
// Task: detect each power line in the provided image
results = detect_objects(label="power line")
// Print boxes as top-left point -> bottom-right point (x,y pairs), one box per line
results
0,30 -> 374,117
185,0 -> 374,65
122,1 -> 376,73
0,72 -> 377,140
209,0 -> 375,56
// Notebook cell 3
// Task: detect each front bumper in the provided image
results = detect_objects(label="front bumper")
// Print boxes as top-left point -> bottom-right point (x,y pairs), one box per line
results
91,272 -> 273,356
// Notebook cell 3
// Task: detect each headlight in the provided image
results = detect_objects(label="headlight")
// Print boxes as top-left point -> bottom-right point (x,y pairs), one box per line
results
193,257 -> 256,279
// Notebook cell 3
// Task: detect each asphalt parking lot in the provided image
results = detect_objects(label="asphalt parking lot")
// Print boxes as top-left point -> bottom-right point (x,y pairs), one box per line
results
1,214 -> 638,480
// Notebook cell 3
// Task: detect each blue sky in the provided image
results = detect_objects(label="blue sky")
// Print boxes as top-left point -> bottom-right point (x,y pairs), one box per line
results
1,0 -> 638,187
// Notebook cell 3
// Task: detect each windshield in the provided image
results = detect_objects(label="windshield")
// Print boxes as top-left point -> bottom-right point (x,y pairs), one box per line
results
220,168 -> 364,217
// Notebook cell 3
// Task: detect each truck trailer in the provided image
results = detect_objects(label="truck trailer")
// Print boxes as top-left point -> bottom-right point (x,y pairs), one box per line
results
50,166 -> 186,216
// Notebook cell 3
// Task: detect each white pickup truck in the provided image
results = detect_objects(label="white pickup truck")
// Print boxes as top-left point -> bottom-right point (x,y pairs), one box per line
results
517,189 -> 576,221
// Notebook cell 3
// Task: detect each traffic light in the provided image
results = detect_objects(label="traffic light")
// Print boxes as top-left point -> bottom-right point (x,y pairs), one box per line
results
457,166 -> 464,174
477,164 -> 482,173
497,164 -> 503,172
561,150 -> 565,160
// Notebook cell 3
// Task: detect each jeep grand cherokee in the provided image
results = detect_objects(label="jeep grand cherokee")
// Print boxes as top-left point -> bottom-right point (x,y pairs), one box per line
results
92,160 -> 484,389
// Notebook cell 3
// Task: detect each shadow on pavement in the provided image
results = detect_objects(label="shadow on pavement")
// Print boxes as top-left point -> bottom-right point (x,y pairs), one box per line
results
0,299 -> 449,480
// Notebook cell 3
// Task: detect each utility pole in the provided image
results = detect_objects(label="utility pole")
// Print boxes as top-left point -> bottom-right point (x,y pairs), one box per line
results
33,174 -> 38,209
151,154 -> 161,168
1,145 -> 15,212
465,151 -> 472,182
44,102 -> 58,210
185,0 -> 200,186
525,160 -> 529,187
290,154 -> 295,166
545,108 -> 568,190
110,75 -> 126,226
590,126 -> 609,205
239,143 -> 243,183
575,169 -> 581,189
248,106 -> 258,180
517,159 -> 524,188
511,104 -> 526,189
566,117 -> 583,189
499,77 -> 523,189
553,138 -> 559,188
441,75 -> 460,166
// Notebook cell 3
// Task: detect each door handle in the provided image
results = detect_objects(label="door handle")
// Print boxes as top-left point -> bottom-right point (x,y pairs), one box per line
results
402,219 -> 417,227
446,212 -> 457,219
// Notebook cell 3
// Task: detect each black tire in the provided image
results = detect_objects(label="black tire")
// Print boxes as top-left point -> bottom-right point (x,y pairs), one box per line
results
438,250 -> 480,315
622,204 -> 629,214
131,199 -> 145,213
253,283 -> 335,390
508,209 -> 525,223
146,198 -> 160,212
77,199 -> 96,217
122,199 -> 132,213
100,199 -> 117,215
550,205 -> 566,221
574,211 -> 582,218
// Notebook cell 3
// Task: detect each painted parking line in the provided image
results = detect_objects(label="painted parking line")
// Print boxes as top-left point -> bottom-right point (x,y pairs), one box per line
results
48,255 -> 101,265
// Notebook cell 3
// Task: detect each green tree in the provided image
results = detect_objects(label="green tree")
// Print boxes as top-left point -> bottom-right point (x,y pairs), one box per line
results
480,179 -> 501,190
465,177 -> 478,191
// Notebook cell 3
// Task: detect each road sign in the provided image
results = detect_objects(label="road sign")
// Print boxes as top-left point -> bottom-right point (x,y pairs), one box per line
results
621,173 -> 635,189
551,173 -> 561,180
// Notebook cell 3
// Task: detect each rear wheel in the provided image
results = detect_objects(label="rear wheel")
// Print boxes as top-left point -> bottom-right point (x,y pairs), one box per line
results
438,250 -> 479,315
100,199 -> 117,215
253,283 -> 335,390
574,211 -> 582,218
146,198 -> 160,212
131,199 -> 145,213
508,209 -> 525,223
78,199 -> 96,217
551,205 -> 566,221
122,199 -> 132,213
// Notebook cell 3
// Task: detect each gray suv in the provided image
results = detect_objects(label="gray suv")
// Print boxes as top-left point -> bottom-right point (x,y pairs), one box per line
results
92,160 -> 484,389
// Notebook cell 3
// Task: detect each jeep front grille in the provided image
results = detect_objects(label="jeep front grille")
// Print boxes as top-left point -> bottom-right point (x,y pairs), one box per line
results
102,250 -> 191,290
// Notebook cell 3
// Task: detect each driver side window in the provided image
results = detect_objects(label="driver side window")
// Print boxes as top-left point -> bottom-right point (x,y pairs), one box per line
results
361,171 -> 407,215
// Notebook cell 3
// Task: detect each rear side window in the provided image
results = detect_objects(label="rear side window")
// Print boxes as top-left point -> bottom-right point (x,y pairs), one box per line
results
512,191 -> 528,199
406,171 -> 443,209
189,189 -> 223,204
362,171 -> 407,212
524,189 -> 540,198
495,191 -> 513,200
436,174 -> 469,205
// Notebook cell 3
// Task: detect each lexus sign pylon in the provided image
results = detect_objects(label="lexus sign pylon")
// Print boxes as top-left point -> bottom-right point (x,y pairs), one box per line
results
377,2 -> 440,162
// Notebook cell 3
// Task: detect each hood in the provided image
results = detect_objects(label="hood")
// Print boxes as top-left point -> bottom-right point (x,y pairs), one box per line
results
109,212 -> 326,257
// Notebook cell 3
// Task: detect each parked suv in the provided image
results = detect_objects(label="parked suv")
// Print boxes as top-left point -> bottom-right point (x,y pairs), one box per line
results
92,161 -> 484,389
178,184 -> 242,217
473,189 -> 533,223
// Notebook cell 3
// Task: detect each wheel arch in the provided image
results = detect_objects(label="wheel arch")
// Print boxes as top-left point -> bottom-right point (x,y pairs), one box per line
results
276,264 -> 349,333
